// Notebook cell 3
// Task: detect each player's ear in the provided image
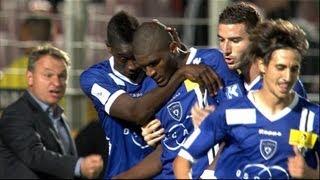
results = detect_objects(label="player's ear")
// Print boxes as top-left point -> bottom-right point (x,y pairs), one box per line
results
258,58 -> 266,74
26,70 -> 34,86
105,40 -> 112,53
169,41 -> 179,53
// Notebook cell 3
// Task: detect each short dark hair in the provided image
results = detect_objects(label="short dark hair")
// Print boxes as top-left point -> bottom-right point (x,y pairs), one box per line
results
242,19 -> 308,65
28,44 -> 70,71
219,2 -> 263,33
133,22 -> 173,56
106,11 -> 139,47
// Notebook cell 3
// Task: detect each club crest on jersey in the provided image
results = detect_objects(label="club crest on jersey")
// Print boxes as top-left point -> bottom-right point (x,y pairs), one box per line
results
225,83 -> 242,99
167,102 -> 182,122
123,128 -> 149,149
260,139 -> 277,160
163,123 -> 189,151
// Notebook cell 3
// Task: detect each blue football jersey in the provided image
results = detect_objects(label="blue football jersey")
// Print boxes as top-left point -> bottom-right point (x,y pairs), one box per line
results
179,91 -> 319,179
156,48 -> 246,179
188,48 -> 245,101
244,75 -> 307,98
80,57 -> 157,178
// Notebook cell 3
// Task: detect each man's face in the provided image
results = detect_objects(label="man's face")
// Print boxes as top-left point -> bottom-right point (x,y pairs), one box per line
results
218,23 -> 251,70
135,50 -> 177,87
110,42 -> 144,83
260,48 -> 300,99
27,55 -> 67,105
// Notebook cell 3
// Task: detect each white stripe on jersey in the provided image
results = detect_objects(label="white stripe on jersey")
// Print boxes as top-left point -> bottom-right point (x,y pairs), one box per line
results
194,87 -> 208,108
299,108 -> 308,131
226,109 -> 256,125
307,111 -> 315,132
207,148 -> 214,164
300,108 -> 315,132
108,73 -> 125,86
104,90 -> 126,114
178,148 -> 195,163
91,83 -> 111,105
183,128 -> 201,149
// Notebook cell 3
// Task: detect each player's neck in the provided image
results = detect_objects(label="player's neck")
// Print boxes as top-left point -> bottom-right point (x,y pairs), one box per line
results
177,51 -> 190,67
253,89 -> 294,115
242,61 -> 260,84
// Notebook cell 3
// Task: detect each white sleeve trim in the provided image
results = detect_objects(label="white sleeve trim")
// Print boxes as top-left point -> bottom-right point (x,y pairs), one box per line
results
200,170 -> 217,179
104,90 -> 126,114
178,148 -> 195,164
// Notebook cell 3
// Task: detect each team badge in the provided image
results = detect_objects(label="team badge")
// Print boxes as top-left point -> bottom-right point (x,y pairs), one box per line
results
260,139 -> 277,160
167,102 -> 182,122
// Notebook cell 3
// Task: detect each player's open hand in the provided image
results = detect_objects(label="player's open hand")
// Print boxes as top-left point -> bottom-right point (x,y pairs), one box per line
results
141,119 -> 165,147
191,103 -> 215,128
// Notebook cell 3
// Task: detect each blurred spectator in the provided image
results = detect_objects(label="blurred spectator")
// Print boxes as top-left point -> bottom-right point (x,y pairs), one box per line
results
0,16 -> 52,90
291,0 -> 319,75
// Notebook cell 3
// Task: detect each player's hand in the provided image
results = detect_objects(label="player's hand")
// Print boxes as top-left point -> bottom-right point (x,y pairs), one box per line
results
178,64 -> 223,96
80,154 -> 103,179
287,146 -> 320,179
152,19 -> 187,51
191,103 -> 215,128
141,119 -> 165,147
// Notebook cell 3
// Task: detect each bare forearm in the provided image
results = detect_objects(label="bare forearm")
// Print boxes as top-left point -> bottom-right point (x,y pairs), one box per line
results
111,70 -> 185,125
173,156 -> 192,179
112,145 -> 162,179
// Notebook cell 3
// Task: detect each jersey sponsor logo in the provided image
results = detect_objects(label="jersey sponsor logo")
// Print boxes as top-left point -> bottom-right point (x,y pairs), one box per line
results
260,139 -> 277,160
91,83 -> 110,105
258,129 -> 282,137
225,83 -> 242,99
167,102 -> 182,122
168,92 -> 181,102
123,128 -> 149,149
163,123 -> 189,151
236,164 -> 289,179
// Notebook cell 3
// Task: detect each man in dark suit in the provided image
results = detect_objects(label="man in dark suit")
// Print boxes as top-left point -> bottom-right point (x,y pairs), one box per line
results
0,44 -> 103,178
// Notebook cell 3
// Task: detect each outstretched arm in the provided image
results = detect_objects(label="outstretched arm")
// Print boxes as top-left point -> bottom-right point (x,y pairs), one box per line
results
110,64 -> 222,125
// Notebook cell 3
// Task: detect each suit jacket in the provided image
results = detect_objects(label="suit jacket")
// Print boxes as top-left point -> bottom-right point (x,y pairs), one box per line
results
0,91 -> 78,179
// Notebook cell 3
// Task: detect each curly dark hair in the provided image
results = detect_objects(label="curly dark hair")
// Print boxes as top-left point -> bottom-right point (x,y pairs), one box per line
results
106,11 -> 139,47
219,2 -> 263,33
241,19 -> 308,66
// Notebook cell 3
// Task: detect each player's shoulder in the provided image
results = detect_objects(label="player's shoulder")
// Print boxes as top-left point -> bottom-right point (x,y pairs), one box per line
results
79,59 -> 115,90
217,95 -> 251,111
196,47 -> 223,58
298,95 -> 320,114
81,59 -> 110,77
194,48 -> 224,67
